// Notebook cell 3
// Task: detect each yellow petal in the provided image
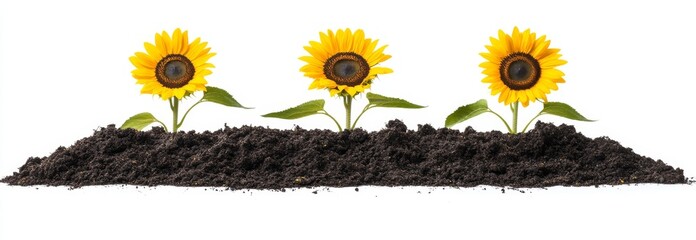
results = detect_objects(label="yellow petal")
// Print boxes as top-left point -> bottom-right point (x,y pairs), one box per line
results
182,84 -> 196,92
161,30 -> 172,55
499,88 -> 509,103
319,31 -> 335,54
299,56 -> 324,67
532,87 -> 548,102
189,77 -> 207,85
367,45 -> 388,65
308,41 -> 328,60
541,68 -> 565,78
171,28 -> 182,54
352,29 -> 365,54
530,36 -> 549,59
160,88 -> 173,100
540,59 -> 568,68
506,90 -> 518,105
194,68 -> 213,78
354,85 -> 365,93
329,89 -> 340,96
133,53 -> 157,69
308,80 -> 321,89
181,30 -> 190,55
345,87 -> 357,96
480,53 -> 500,64
192,52 -> 216,67
173,88 -> 186,99
135,77 -> 156,84
517,90 -> 528,105
155,33 -> 168,57
129,56 -> 147,69
344,28 -> 354,52
511,27 -> 521,52
364,39 -> 379,58
144,42 -> 163,59
537,48 -> 560,60
132,68 -> 155,78
369,67 -> 393,75
497,30 -> 512,53
520,28 -> 532,53
185,40 -> 208,60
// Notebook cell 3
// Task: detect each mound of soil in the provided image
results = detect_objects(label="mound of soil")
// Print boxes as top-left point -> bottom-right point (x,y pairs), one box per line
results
1,120 -> 686,188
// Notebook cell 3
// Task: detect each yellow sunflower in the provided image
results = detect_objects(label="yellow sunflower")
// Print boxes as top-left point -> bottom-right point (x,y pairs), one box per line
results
480,27 -> 567,107
129,28 -> 216,100
299,28 -> 393,97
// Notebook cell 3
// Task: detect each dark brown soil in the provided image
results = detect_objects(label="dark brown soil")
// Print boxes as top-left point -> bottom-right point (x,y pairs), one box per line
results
1,120 -> 686,188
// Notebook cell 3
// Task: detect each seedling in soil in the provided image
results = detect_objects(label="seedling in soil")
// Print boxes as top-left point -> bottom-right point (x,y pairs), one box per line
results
446,27 -> 593,133
263,28 -> 424,131
121,28 -> 249,132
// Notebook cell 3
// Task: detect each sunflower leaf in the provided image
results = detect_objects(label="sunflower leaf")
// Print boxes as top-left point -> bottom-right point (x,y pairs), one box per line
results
262,99 -> 326,119
366,92 -> 426,109
201,86 -> 251,109
120,112 -> 162,131
445,99 -> 490,128
540,102 -> 595,121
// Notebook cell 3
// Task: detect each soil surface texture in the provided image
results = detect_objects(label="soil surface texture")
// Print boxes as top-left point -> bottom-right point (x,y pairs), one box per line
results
1,120 -> 686,188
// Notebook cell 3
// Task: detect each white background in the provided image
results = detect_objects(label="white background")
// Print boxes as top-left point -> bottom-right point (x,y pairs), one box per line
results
1,0 -> 694,239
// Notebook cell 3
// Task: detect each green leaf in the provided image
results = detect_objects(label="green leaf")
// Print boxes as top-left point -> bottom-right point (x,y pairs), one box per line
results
262,99 -> 326,119
541,102 -> 595,121
445,99 -> 490,128
201,86 -> 251,109
120,112 -> 161,130
366,92 -> 426,108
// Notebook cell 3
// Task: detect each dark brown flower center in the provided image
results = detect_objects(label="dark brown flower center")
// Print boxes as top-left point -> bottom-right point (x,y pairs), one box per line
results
155,54 -> 195,88
499,52 -> 541,90
323,52 -> 370,86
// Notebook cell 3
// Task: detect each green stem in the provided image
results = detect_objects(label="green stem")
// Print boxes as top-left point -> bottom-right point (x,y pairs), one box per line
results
488,109 -> 513,133
320,111 -> 343,132
511,101 -> 519,134
352,104 -> 374,130
171,97 -> 180,133
521,112 -> 543,133
343,95 -> 352,130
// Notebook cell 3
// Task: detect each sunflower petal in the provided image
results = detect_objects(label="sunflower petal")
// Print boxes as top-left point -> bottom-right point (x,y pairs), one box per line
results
133,52 -> 157,69
155,33 -> 168,57
192,52 -> 216,67
160,30 -> 173,55
352,29 -> 365,54
540,59 -> 568,68
319,31 -> 335,54
366,45 -> 388,65
345,87 -> 357,96
344,28 -> 354,52
369,67 -> 393,75
172,88 -> 185,99
180,30 -> 189,54
530,35 -> 549,58
511,27 -> 521,52
171,28 -> 182,54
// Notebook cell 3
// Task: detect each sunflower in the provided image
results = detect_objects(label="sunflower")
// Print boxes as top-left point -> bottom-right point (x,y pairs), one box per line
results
480,27 -> 567,107
299,28 -> 393,97
129,28 -> 215,100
